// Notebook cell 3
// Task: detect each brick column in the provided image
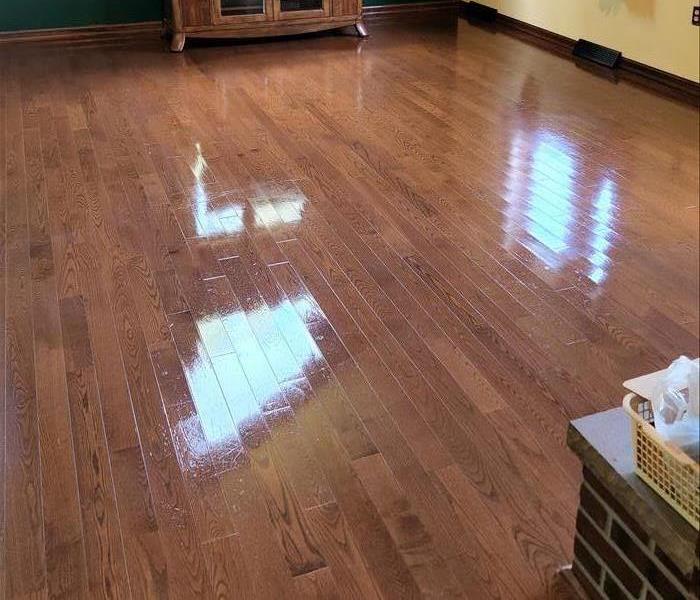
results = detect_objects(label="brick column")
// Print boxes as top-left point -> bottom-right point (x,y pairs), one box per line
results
572,468 -> 699,600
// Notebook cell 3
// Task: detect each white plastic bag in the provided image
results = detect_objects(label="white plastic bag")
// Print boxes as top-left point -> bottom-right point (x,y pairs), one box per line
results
651,356 -> 700,459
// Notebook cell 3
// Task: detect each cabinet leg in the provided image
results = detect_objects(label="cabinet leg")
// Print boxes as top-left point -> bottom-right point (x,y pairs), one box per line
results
355,21 -> 369,38
170,33 -> 186,52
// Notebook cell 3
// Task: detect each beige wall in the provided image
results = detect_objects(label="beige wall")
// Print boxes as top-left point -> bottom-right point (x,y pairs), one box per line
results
475,0 -> 700,82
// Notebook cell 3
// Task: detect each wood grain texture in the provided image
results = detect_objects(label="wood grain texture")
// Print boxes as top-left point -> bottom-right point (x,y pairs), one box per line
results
5,56 -> 47,599
1,16 -> 698,599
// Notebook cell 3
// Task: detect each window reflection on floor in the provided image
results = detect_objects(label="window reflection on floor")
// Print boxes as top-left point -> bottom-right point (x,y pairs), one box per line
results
504,129 -> 618,286
172,172 -> 318,464
190,181 -> 307,238
180,292 -> 321,461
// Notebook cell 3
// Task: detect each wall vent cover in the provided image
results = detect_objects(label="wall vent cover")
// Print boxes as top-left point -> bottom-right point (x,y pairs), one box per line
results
461,1 -> 498,22
572,39 -> 621,69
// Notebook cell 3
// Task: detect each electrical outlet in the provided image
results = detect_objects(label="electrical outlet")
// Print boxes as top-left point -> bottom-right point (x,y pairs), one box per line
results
693,5 -> 700,26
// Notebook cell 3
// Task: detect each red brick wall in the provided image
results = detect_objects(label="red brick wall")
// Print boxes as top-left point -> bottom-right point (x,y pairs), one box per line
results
572,468 -> 698,600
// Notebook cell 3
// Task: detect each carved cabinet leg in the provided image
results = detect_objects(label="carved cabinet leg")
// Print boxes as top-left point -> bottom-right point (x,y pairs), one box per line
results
170,33 -> 186,52
355,21 -> 368,38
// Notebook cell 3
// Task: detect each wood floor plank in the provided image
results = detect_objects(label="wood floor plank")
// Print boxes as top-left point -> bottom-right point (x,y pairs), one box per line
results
436,463 -> 563,598
210,350 -> 328,578
127,254 -> 173,350
4,56 -> 47,599
283,379 -> 424,600
218,454 -> 302,600
25,115 -> 89,597
202,534 -> 254,600
304,502 -> 381,600
353,453 -> 465,599
59,295 -> 132,599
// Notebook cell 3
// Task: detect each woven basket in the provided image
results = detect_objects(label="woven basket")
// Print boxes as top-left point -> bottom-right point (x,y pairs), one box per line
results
623,393 -> 699,529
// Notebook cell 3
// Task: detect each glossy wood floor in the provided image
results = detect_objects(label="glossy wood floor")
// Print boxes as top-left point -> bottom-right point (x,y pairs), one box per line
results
1,16 -> 698,600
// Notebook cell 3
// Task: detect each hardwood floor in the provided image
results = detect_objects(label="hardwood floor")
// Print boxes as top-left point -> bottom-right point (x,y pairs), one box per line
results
1,16 -> 698,599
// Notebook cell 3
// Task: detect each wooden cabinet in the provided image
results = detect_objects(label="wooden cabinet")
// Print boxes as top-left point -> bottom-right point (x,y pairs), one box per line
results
167,0 -> 365,51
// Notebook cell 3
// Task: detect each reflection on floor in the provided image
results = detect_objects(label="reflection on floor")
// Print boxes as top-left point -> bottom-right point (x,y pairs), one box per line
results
503,129 -> 619,286
1,16 -> 698,600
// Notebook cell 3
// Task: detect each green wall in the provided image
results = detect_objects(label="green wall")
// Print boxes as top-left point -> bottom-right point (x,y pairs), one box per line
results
0,0 -> 415,31
0,1 -> 163,31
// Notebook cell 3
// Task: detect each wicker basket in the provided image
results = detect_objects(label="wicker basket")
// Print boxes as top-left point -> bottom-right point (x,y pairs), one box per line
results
623,393 -> 699,529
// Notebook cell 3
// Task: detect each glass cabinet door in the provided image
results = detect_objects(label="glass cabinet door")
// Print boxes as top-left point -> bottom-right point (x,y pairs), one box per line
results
214,0 -> 273,22
220,0 -> 266,16
279,0 -> 322,12
275,0 -> 329,19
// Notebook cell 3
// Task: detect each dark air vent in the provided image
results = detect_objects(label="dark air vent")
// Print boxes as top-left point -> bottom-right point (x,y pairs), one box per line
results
461,1 -> 498,22
573,39 -> 621,69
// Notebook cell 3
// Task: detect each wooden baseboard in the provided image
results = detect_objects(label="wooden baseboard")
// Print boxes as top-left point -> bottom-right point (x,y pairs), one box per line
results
460,1 -> 700,105
616,57 -> 700,105
0,21 -> 162,45
495,12 -> 573,56
364,0 -> 458,21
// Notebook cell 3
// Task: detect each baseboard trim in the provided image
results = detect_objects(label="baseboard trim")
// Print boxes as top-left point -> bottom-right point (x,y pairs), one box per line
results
0,21 -> 161,45
460,2 -> 700,105
495,12 -> 573,56
364,0 -> 458,21
617,57 -> 700,105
